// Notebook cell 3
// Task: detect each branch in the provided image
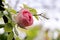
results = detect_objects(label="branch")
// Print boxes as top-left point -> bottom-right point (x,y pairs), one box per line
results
33,14 -> 49,20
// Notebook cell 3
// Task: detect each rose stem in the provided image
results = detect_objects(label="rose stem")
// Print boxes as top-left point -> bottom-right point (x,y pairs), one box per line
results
33,14 -> 49,20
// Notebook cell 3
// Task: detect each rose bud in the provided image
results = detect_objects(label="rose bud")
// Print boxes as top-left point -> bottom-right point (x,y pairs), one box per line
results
16,9 -> 33,28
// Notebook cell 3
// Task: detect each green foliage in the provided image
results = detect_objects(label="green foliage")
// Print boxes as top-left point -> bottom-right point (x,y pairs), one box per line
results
0,32 -> 14,40
5,7 -> 16,14
0,11 -> 4,18
15,36 -> 21,40
7,32 -> 14,40
0,1 -> 16,40
0,33 -> 7,40
23,4 -> 38,20
7,11 -> 12,20
4,23 -> 13,32
25,26 -> 40,40
9,9 -> 17,14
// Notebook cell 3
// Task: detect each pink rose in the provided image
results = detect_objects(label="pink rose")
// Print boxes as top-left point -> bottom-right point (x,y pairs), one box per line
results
16,9 -> 33,28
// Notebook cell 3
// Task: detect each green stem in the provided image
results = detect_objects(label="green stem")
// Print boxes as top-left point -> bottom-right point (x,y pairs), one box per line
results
33,14 -> 49,20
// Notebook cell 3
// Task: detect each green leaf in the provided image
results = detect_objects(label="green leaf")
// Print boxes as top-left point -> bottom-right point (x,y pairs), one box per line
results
7,31 -> 14,40
9,9 -> 16,14
0,11 -> 4,18
5,7 -> 16,14
3,11 -> 12,23
5,14 -> 15,27
23,4 -> 31,9
4,11 -> 15,26
15,36 -> 21,40
29,8 -> 38,20
0,33 -> 7,40
4,23 -> 13,32
23,4 -> 38,20
4,10 -> 12,20
5,14 -> 12,23
7,11 -> 12,20
25,25 -> 40,40
29,8 -> 37,15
